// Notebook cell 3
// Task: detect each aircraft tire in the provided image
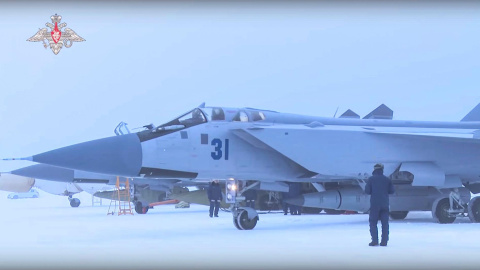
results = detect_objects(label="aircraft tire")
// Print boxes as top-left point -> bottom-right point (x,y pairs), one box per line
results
324,209 -> 345,215
236,209 -> 257,230
389,211 -> 408,220
70,198 -> 81,207
468,196 -> 480,223
233,217 -> 243,230
432,197 -> 455,224
135,202 -> 148,214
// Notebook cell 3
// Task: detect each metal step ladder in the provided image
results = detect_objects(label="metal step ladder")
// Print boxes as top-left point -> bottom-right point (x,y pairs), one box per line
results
107,176 -> 134,216
91,195 -> 103,206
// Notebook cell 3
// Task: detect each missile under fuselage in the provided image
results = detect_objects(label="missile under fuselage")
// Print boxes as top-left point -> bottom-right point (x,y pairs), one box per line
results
285,185 -> 471,212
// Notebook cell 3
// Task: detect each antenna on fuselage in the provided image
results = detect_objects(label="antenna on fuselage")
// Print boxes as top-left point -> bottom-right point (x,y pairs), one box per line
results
333,106 -> 339,118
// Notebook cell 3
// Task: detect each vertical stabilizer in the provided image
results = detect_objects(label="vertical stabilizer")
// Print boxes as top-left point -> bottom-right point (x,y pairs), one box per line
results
363,104 -> 393,120
461,103 -> 480,121
339,109 -> 360,119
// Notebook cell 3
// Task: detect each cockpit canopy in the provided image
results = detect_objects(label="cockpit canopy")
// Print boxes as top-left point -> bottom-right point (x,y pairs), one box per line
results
201,107 -> 266,122
160,108 -> 207,128
151,106 -> 268,133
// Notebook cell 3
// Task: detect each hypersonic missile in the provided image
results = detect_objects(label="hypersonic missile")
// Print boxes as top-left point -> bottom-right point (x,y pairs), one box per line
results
169,189 -> 231,209
285,187 -> 370,212
285,185 -> 471,212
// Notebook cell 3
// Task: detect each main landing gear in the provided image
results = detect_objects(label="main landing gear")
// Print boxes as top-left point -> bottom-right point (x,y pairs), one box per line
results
432,189 -> 480,223
68,195 -> 81,207
134,201 -> 149,214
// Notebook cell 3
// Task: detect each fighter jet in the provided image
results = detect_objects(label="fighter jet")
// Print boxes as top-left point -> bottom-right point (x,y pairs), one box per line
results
33,179 -> 111,207
0,173 -> 35,192
5,103 -> 480,229
9,164 -> 197,213
0,171 -> 106,207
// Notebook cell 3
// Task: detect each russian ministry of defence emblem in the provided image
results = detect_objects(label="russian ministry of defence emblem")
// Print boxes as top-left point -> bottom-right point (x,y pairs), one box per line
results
27,14 -> 85,55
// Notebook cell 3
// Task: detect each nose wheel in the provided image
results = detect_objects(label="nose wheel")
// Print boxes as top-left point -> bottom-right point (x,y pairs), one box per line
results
232,207 -> 259,230
68,196 -> 81,207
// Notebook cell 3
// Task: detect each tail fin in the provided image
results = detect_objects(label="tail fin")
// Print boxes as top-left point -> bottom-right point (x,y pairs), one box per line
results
461,103 -> 480,121
363,104 -> 393,120
339,109 -> 360,119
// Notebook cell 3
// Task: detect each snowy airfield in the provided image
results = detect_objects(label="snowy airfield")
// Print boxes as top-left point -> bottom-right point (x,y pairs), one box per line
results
0,189 -> 479,270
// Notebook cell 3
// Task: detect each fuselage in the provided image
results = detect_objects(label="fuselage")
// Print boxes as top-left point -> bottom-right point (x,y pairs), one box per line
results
21,105 -> 480,188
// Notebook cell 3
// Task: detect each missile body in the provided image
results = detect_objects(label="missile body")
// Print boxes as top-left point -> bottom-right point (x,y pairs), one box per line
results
286,185 -> 471,212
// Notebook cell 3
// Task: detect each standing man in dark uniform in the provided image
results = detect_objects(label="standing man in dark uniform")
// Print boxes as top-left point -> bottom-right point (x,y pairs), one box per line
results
288,182 -> 302,215
243,181 -> 257,209
365,163 -> 395,246
207,180 -> 223,217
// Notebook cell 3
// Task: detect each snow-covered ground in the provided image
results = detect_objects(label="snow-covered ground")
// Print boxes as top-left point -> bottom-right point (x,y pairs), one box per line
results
0,189 -> 478,270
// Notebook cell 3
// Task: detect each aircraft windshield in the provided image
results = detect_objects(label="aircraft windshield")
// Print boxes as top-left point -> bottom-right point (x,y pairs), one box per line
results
250,111 -> 266,121
202,107 -> 226,121
202,107 -> 266,122
233,111 -> 249,122
160,108 -> 207,128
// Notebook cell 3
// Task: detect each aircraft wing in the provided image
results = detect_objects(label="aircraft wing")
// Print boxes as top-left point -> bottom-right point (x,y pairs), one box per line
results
236,124 -> 480,186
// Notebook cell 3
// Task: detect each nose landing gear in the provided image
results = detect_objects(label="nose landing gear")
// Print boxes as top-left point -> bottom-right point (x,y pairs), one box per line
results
68,195 -> 81,207
227,179 -> 259,230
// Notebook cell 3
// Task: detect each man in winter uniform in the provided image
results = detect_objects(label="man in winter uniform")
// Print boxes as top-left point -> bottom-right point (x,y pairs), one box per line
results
288,182 -> 302,215
207,180 -> 223,217
243,181 -> 257,209
365,163 -> 395,246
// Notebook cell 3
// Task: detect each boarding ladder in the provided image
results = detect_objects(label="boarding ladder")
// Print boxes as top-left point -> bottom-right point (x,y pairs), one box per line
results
107,176 -> 134,216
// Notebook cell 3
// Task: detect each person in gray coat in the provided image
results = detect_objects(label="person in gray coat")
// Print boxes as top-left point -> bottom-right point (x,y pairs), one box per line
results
365,163 -> 395,247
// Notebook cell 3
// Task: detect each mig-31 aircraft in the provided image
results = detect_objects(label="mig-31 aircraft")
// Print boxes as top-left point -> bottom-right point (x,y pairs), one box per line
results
5,103 -> 480,230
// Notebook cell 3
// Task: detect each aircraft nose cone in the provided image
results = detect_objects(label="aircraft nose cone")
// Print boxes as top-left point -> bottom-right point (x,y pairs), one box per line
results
10,164 -> 74,182
31,133 -> 142,177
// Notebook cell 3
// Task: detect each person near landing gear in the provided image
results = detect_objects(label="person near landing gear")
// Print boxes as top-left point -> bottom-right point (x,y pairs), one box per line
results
365,163 -> 395,247
281,182 -> 302,215
243,183 -> 257,209
207,180 -> 223,217
289,182 -> 302,215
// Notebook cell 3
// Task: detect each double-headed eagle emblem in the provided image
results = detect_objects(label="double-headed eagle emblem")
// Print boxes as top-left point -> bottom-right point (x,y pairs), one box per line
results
27,14 -> 85,55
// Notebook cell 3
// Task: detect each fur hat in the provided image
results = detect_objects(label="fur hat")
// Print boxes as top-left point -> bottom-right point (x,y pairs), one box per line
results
374,163 -> 384,170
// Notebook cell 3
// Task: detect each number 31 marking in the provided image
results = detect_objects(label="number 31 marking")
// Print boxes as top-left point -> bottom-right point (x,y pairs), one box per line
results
211,138 -> 229,160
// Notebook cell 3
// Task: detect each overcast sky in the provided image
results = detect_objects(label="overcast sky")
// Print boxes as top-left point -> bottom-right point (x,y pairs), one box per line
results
1,1 -> 480,172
